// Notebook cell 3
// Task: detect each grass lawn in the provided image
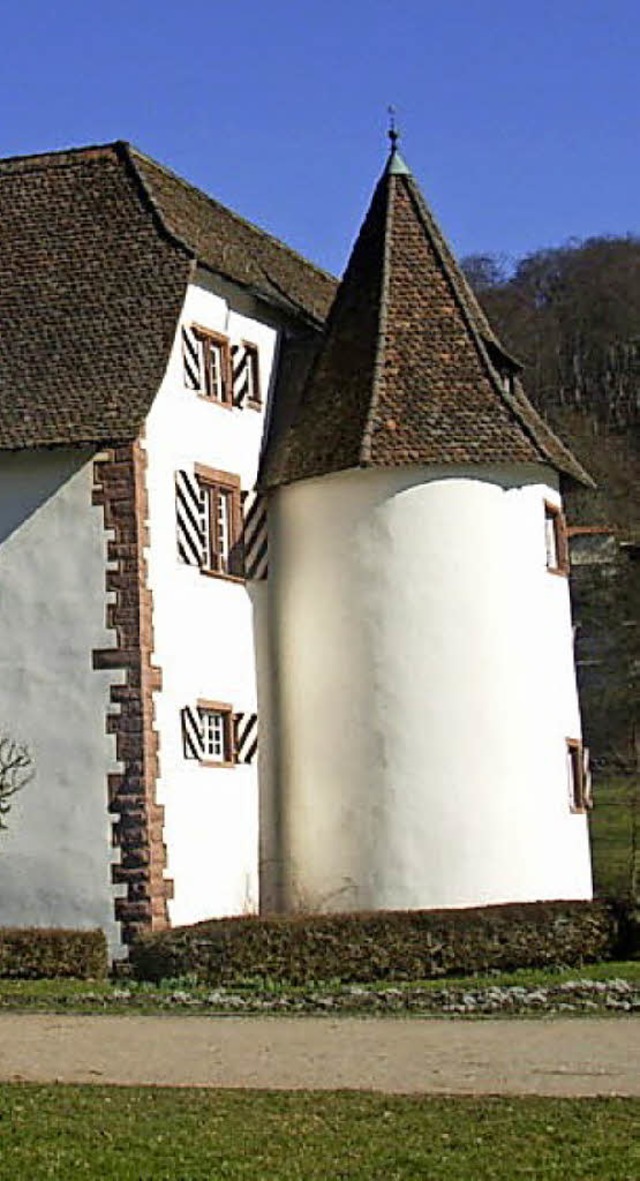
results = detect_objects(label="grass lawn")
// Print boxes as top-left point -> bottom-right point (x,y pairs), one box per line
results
589,774 -> 638,897
0,959 -> 639,1016
0,1085 -> 638,1180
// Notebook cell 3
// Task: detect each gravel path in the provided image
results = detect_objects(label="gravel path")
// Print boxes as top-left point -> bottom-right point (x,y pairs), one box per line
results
1,1014 -> 639,1096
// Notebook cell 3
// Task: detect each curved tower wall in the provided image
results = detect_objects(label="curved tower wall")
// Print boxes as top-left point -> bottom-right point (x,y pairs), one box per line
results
265,464 -> 592,913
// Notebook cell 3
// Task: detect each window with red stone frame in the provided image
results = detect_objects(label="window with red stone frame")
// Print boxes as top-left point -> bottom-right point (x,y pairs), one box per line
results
194,327 -> 232,406
198,700 -> 235,767
195,465 -> 244,579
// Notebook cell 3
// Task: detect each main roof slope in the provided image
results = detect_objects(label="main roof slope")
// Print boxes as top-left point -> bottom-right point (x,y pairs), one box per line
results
0,141 -> 335,450
263,149 -> 591,487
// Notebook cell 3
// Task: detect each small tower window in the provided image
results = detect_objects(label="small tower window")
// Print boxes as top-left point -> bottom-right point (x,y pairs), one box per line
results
544,501 -> 569,575
500,370 -> 514,395
566,739 -> 591,812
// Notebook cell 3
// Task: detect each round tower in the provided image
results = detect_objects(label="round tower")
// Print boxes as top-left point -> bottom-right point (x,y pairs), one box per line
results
260,146 -> 593,913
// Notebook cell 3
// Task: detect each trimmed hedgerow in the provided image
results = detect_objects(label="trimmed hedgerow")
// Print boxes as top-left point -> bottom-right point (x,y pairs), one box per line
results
0,928 -> 108,979
130,900 -> 617,986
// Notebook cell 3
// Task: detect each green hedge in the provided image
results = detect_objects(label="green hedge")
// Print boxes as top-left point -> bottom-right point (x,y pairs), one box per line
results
0,928 -> 108,979
613,900 -> 640,960
130,900 -> 617,986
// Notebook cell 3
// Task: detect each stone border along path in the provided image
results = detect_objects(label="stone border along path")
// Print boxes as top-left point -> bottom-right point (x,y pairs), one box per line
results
1,1014 -> 640,1096
112,976 -> 640,1016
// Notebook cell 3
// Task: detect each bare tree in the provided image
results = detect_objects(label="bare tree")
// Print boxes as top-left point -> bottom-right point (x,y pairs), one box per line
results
0,736 -> 34,831
463,235 -> 640,428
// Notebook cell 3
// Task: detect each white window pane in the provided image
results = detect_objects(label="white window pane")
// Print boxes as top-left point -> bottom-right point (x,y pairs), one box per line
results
216,490 -> 231,567
545,515 -> 558,567
209,344 -> 222,399
200,709 -> 228,761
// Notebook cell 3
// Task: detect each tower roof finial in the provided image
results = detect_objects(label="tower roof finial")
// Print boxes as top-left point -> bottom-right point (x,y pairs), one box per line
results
387,105 -> 399,152
386,107 -> 410,175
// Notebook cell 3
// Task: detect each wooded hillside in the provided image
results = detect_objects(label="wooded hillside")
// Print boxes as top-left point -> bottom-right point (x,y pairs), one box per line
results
464,238 -> 640,531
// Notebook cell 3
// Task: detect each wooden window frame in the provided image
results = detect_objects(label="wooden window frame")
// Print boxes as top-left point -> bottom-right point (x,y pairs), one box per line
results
192,325 -> 233,408
566,738 -> 589,813
197,699 -> 235,768
500,370 -> 514,395
194,464 -> 244,582
544,500 -> 570,576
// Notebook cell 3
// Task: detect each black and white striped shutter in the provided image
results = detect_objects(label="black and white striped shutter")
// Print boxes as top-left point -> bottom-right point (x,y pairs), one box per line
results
233,712 -> 258,765
181,326 -> 202,392
175,470 -> 207,567
182,706 -> 204,760
230,344 -> 250,408
242,491 -> 268,580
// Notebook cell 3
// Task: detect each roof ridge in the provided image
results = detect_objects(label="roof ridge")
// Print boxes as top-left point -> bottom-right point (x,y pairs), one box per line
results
257,266 -> 326,323
119,143 -> 196,265
359,165 -> 395,465
127,145 -> 337,286
0,140 -> 124,175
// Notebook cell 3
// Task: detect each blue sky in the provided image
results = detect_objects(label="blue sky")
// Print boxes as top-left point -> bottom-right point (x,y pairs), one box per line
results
2,0 -> 638,275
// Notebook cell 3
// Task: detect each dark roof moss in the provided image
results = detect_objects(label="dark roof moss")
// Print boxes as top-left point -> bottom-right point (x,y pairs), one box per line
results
262,150 -> 592,488
0,141 -> 335,450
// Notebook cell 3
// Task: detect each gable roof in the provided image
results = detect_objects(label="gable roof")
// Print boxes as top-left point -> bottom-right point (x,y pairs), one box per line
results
262,149 -> 592,488
129,147 -> 336,324
0,141 -> 335,451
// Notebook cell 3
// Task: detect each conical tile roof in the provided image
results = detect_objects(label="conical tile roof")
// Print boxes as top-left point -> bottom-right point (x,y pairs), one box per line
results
262,149 -> 592,487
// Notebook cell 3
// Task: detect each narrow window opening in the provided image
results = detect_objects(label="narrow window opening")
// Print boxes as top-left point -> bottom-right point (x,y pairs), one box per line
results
567,738 -> 591,812
545,501 -> 569,575
244,343 -> 261,407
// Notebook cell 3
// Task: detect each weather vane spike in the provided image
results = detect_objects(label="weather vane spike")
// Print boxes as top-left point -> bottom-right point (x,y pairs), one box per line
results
387,105 -> 400,151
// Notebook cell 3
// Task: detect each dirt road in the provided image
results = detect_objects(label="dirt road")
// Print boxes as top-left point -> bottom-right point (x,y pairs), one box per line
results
0,1014 -> 639,1096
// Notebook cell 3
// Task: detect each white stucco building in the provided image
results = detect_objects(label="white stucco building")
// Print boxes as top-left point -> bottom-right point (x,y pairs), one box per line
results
0,138 -> 593,952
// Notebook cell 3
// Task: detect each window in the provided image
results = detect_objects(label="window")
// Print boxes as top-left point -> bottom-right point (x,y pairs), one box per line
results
182,325 -> 232,406
566,739 -> 592,812
181,703 -> 258,766
544,501 -> 569,575
196,466 -> 243,578
182,325 -> 261,410
500,370 -> 514,395
231,341 -> 261,409
199,702 -> 234,765
202,334 -> 231,404
175,469 -> 268,581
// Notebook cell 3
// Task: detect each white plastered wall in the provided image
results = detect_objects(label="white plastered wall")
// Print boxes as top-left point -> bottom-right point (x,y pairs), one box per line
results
266,464 -> 593,913
145,271 -> 277,926
0,448 -> 121,949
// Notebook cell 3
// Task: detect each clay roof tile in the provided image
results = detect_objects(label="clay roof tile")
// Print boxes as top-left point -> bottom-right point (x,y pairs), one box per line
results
262,150 -> 592,488
0,141 -> 335,450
